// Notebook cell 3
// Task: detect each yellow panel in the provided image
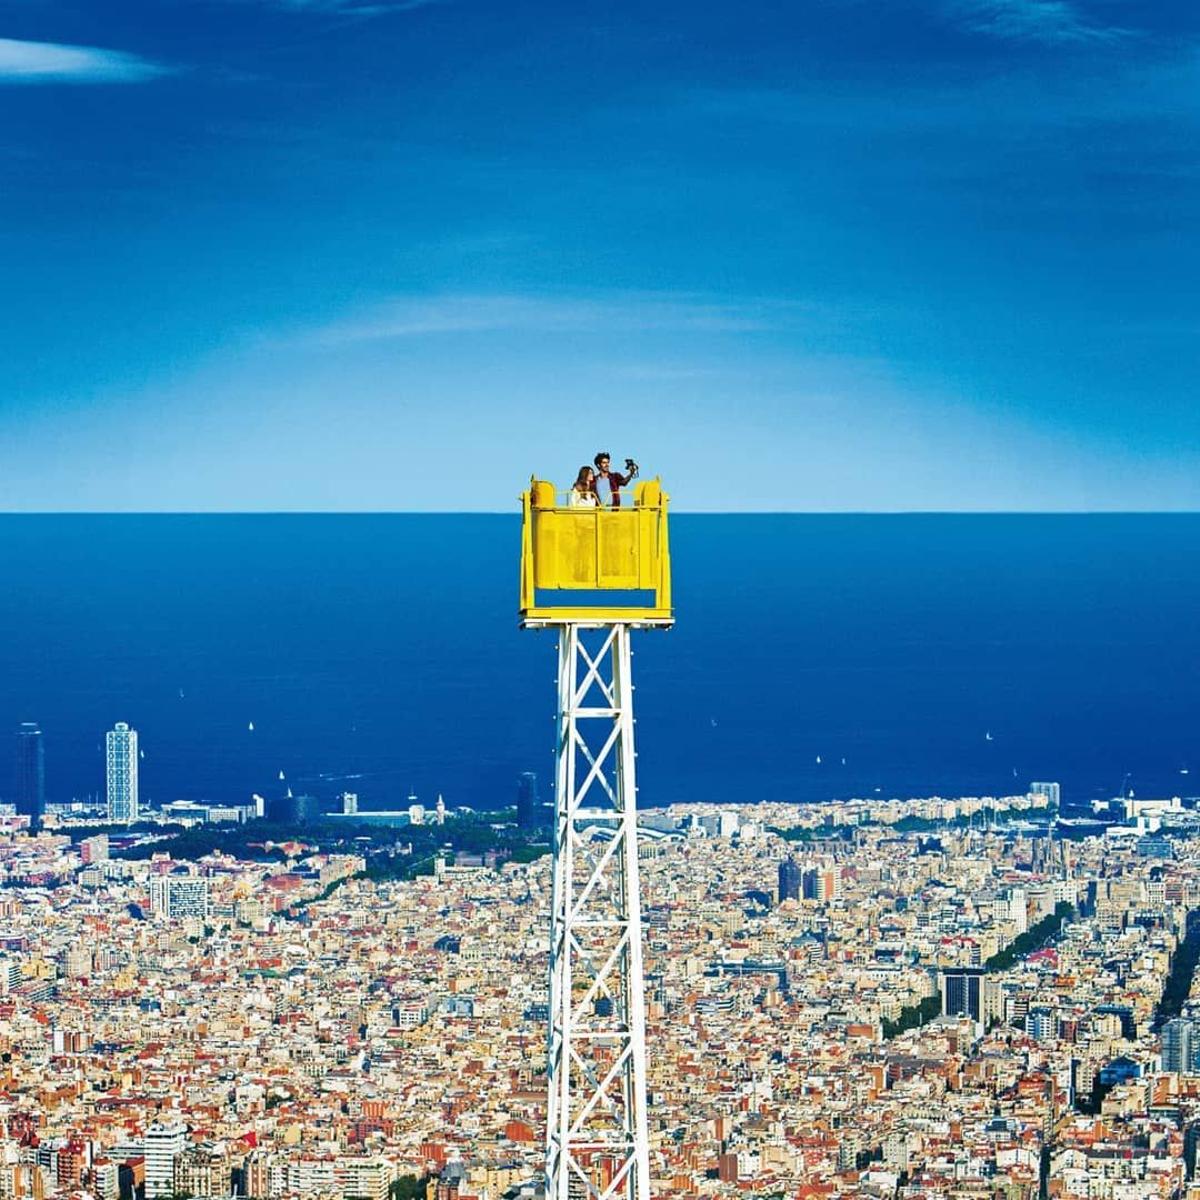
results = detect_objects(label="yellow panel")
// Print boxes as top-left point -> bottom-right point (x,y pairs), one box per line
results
597,511 -> 639,588
534,510 -> 597,588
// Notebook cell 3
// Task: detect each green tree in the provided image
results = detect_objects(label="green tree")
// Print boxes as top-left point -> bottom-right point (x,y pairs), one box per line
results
882,993 -> 940,1039
390,1176 -> 428,1200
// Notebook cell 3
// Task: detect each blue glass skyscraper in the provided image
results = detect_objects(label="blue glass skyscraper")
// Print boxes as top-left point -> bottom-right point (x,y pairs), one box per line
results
517,771 -> 540,830
778,857 -> 801,903
15,723 -> 44,831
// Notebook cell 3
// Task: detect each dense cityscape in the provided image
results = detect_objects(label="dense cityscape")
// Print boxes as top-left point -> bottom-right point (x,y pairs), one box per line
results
7,0 -> 1195,1195
5,721 -> 1200,1198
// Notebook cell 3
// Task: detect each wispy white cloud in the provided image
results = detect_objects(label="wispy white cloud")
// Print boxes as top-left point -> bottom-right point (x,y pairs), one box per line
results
0,37 -> 169,84
308,292 -> 791,346
942,0 -> 1130,45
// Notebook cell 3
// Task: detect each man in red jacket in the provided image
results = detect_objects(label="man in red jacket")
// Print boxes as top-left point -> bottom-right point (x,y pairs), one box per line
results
593,451 -> 638,508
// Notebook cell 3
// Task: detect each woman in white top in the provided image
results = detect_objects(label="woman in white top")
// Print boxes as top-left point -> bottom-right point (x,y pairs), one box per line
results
568,466 -> 599,507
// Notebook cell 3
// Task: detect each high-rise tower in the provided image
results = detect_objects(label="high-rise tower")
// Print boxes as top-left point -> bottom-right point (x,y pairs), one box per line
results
520,475 -> 671,1200
517,771 -> 540,829
1163,1018 -> 1200,1075
940,967 -> 987,1023
778,857 -> 801,903
14,723 -> 45,831
106,722 -> 139,824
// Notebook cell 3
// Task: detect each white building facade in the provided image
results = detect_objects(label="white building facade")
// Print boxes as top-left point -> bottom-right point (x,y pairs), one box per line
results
144,1120 -> 187,1200
106,722 -> 138,824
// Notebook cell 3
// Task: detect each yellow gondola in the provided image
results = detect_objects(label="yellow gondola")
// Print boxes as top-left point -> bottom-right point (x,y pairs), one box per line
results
518,477 -> 673,626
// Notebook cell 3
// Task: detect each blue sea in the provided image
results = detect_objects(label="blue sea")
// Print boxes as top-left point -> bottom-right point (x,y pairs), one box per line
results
0,515 -> 1196,811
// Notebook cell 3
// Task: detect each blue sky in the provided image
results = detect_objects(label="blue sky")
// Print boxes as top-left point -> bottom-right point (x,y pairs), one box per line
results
0,0 -> 1196,510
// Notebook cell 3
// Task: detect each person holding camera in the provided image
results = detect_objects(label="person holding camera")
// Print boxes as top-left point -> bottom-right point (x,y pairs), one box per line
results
593,451 -> 638,508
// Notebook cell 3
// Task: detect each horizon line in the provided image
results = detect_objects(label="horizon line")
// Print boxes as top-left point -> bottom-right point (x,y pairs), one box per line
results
0,509 -> 1198,518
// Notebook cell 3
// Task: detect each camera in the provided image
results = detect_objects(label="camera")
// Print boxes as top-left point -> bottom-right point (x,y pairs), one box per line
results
624,458 -> 638,474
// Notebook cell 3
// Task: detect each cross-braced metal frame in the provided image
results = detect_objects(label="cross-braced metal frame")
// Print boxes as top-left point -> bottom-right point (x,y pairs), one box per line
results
546,623 -> 651,1200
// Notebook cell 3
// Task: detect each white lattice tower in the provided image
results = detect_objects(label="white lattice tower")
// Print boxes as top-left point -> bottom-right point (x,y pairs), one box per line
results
545,622 -> 651,1200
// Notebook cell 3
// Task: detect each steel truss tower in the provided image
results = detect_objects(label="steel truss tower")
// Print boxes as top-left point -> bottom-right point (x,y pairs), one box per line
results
546,622 -> 650,1200
519,474 -> 671,1200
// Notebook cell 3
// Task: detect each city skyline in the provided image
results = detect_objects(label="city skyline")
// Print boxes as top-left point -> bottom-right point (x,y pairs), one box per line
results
1,2 -> 1197,511
2,714 -> 537,822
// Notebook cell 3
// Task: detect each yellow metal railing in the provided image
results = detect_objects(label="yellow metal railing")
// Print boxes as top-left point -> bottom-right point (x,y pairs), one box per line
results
519,478 -> 673,625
